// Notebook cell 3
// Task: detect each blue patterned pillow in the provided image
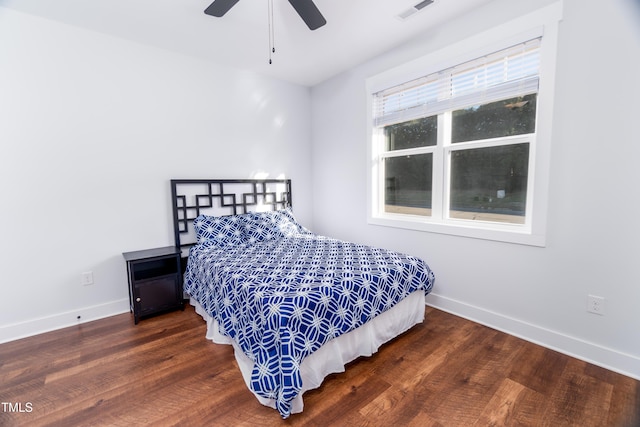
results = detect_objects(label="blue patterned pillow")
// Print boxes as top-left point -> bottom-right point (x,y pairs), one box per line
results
193,214 -> 246,246
243,208 -> 306,244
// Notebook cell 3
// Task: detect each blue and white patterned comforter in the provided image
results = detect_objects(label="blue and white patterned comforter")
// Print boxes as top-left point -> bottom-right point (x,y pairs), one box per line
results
184,232 -> 434,418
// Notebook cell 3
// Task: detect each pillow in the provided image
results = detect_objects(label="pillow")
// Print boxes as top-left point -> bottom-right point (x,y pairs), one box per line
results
193,214 -> 246,246
243,208 -> 306,244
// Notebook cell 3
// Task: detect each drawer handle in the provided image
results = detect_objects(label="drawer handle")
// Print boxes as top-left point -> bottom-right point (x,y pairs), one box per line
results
136,297 -> 141,302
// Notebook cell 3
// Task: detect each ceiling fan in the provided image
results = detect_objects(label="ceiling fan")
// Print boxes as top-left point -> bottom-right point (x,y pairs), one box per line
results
204,0 -> 327,30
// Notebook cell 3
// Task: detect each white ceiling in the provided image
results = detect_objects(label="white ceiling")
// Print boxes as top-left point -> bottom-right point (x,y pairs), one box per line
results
1,0 -> 496,86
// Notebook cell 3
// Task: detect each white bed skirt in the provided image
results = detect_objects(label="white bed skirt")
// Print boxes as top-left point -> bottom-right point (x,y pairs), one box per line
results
191,290 -> 425,414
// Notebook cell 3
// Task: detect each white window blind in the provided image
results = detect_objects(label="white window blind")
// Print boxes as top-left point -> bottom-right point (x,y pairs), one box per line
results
373,38 -> 541,128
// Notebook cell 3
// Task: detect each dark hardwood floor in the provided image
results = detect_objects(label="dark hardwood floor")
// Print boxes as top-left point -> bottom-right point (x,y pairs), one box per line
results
1,305 -> 638,426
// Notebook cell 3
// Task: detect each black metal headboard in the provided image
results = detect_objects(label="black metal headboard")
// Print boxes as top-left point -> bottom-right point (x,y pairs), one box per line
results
170,179 -> 292,253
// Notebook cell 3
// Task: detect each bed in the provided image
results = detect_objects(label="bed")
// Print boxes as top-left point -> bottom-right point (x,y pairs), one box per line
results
171,179 -> 435,418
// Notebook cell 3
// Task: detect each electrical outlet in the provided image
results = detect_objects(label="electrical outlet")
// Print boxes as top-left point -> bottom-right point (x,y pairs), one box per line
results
81,271 -> 94,286
587,295 -> 605,315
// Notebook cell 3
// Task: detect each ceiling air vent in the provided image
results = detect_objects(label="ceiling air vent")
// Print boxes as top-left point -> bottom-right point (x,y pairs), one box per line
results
397,0 -> 434,20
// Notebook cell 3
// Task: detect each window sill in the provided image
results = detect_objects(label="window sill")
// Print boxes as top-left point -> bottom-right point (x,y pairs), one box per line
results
368,214 -> 546,247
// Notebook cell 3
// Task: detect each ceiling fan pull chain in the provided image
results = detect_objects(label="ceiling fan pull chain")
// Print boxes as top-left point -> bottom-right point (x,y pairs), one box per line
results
271,0 -> 276,54
268,0 -> 275,64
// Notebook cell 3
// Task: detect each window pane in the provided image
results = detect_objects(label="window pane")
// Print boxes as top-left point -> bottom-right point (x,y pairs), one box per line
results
384,116 -> 437,151
450,144 -> 528,224
451,94 -> 537,143
385,153 -> 432,216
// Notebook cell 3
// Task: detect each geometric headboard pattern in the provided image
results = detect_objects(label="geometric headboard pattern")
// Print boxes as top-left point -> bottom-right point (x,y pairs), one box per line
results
170,179 -> 292,252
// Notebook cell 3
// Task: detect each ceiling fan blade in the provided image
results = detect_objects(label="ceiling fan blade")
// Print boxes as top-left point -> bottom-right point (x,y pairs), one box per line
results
288,0 -> 326,30
204,0 -> 240,17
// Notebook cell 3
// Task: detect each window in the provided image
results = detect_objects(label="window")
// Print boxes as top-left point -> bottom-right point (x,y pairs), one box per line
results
367,4 -> 562,246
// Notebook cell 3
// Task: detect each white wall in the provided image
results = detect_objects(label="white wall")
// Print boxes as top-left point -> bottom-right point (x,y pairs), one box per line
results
0,8 -> 313,341
310,0 -> 640,379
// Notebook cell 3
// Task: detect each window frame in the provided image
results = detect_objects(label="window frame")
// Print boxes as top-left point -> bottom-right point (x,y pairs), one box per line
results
366,3 -> 562,247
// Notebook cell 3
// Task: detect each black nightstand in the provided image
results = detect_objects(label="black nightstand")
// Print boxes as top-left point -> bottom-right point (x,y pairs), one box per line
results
122,246 -> 184,324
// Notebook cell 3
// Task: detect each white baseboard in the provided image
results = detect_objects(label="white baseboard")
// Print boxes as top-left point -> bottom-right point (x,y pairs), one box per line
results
426,293 -> 640,381
0,299 -> 130,344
